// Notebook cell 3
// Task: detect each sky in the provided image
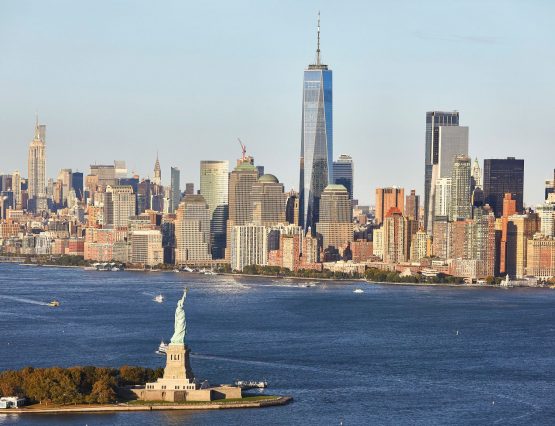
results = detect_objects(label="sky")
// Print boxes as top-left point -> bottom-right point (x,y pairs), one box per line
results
1,0 -> 554,206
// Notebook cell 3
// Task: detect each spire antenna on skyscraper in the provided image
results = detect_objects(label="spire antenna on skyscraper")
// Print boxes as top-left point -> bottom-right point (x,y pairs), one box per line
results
316,11 -> 321,65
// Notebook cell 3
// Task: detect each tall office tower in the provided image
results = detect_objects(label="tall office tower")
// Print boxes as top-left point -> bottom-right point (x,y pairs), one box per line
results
105,185 -> 136,227
89,164 -> 116,188
251,174 -> 286,226
200,161 -> 229,259
405,189 -> 420,220
316,184 -> 352,249
537,195 -> 555,237
471,207 -> 496,278
27,118 -> 47,213
114,160 -> 128,179
185,183 -> 195,196
434,178 -> 452,218
230,224 -> 268,271
72,172 -> 83,201
11,170 -> 21,209
471,157 -> 482,189
57,168 -> 73,207
498,193 -> 517,275
504,213 -> 539,278
483,157 -> 524,217
333,154 -> 353,199
472,186 -> 484,208
449,155 -> 472,221
375,187 -> 404,225
227,161 -> 259,258
153,154 -> 161,186
383,207 -> 407,264
285,190 -> 300,225
299,13 -> 333,232
170,167 -> 181,213
544,169 -> 555,200
0,175 -> 11,192
424,111 -> 460,234
174,194 -> 212,264
437,126 -> 469,179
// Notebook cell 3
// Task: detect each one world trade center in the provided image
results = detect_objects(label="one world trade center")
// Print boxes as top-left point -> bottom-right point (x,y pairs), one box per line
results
299,13 -> 333,233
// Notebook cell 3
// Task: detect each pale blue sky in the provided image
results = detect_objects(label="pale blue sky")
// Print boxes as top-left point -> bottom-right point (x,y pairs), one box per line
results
1,0 -> 554,205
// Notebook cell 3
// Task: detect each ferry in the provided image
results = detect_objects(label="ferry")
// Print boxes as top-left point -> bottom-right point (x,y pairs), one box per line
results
234,380 -> 268,389
154,294 -> 164,303
353,288 -> 364,294
155,340 -> 168,355
47,300 -> 60,307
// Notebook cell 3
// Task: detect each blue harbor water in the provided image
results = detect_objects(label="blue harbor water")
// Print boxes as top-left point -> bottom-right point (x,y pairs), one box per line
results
1,263 -> 555,425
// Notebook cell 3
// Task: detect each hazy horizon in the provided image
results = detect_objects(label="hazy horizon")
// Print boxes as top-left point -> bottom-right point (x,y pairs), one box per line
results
1,0 -> 554,206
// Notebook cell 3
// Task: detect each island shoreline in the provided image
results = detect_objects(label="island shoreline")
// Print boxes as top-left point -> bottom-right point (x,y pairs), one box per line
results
0,396 -> 293,414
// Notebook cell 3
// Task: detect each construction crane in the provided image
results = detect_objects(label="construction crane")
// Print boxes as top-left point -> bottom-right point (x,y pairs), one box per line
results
237,138 -> 246,161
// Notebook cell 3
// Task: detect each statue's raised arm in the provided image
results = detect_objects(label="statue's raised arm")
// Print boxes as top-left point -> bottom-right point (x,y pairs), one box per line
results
170,289 -> 188,344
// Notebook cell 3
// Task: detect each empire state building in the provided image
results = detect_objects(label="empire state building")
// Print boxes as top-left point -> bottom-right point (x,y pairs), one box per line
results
299,13 -> 333,232
28,117 -> 47,213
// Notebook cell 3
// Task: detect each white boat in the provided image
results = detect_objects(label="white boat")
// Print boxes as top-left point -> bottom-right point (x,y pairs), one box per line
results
155,340 -> 168,355
234,380 -> 268,389
173,269 -> 180,273
204,270 -> 217,275
353,288 -> 364,294
183,266 -> 194,273
153,294 -> 164,303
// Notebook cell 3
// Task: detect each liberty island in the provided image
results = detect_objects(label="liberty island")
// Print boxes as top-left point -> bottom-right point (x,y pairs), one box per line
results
0,280 -> 291,416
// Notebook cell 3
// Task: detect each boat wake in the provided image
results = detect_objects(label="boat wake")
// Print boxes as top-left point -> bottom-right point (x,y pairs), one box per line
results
0,295 -> 50,306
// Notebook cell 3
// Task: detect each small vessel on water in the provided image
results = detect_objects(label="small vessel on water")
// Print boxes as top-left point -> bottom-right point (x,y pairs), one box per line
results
234,380 -> 268,389
154,294 -> 164,303
353,288 -> 364,294
47,300 -> 60,307
182,266 -> 194,273
204,270 -> 217,275
155,340 -> 168,355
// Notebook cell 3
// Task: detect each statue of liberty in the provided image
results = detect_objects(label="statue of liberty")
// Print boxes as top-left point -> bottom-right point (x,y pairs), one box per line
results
170,288 -> 188,344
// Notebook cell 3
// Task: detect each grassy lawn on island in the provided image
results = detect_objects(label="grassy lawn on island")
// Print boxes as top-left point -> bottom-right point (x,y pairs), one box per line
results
127,395 -> 282,405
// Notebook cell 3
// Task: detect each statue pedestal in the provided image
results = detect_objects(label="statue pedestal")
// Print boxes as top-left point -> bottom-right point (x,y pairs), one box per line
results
164,344 -> 195,382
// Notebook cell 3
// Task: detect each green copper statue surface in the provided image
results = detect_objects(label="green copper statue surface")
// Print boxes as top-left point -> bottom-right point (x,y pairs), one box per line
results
170,288 -> 187,344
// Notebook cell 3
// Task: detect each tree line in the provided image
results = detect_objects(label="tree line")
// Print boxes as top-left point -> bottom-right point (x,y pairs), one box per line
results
0,365 -> 163,405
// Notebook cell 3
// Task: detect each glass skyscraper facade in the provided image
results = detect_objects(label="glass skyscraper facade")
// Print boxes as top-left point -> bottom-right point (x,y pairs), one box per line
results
483,157 -> 524,217
333,154 -> 353,200
299,17 -> 333,232
424,111 -> 459,235
200,160 -> 229,259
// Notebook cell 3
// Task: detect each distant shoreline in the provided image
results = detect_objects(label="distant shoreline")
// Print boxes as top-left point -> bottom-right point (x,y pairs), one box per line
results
3,262 -> 549,290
